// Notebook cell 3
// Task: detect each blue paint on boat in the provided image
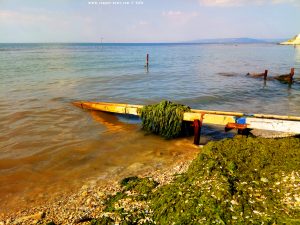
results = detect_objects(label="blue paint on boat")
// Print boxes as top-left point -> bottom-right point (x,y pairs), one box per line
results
236,117 -> 246,124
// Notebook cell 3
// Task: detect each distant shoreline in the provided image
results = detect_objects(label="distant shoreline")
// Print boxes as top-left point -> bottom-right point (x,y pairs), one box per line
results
0,37 -> 287,45
0,42 -> 281,45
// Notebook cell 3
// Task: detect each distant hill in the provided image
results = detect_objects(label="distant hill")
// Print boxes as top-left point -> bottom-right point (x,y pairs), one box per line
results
188,38 -> 282,44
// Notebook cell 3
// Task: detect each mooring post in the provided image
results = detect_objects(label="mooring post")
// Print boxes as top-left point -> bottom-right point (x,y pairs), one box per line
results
146,53 -> 149,70
289,68 -> 295,83
193,119 -> 202,145
264,70 -> 268,80
291,68 -> 295,77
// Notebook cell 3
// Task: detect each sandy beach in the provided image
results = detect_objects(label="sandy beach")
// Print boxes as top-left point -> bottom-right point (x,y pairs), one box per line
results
0,139 -> 199,224
2,137 -> 300,224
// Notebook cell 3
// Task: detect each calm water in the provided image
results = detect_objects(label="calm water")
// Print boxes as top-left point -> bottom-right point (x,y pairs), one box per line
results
0,43 -> 300,214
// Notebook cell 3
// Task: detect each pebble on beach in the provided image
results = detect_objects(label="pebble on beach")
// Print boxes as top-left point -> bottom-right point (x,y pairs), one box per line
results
1,147 -> 198,225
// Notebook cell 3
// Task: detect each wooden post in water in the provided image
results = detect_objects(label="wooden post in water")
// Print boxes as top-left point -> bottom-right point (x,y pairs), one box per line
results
193,119 -> 202,145
289,68 -> 295,83
291,68 -> 295,77
145,53 -> 149,71
264,70 -> 268,80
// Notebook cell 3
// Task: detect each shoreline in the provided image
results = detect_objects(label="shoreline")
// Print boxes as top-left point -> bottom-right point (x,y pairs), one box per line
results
1,136 -> 300,224
1,143 -> 199,224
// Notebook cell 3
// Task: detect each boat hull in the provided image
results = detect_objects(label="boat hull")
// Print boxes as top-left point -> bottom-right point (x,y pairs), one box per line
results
73,101 -> 300,135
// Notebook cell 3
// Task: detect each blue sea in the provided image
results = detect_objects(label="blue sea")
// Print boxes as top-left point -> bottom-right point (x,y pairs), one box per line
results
0,43 -> 299,214
1,43 -> 300,111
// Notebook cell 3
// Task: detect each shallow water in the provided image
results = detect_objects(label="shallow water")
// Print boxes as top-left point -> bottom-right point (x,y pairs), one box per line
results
0,43 -> 300,214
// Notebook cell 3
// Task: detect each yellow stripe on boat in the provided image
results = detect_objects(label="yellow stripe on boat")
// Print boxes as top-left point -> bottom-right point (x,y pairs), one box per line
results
73,101 -> 143,116
183,113 -> 236,125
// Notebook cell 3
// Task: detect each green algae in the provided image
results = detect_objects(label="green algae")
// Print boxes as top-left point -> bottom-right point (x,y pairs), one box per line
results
151,137 -> 300,224
139,100 -> 191,139
90,137 -> 300,224
105,177 -> 158,213
45,222 -> 56,225
120,176 -> 159,198
105,191 -> 128,212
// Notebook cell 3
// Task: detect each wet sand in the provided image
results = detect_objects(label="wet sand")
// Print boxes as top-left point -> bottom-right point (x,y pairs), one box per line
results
0,108 -> 202,221
0,137 -> 199,224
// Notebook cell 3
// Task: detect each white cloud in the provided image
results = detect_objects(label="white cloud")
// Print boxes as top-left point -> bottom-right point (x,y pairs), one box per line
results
0,9 -> 95,42
129,20 -> 150,32
0,10 -> 51,23
199,0 -> 300,7
138,20 -> 149,26
162,10 -> 183,17
162,10 -> 198,25
272,0 -> 299,4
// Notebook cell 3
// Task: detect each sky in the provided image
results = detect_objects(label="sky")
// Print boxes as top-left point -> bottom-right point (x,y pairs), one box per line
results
0,0 -> 299,43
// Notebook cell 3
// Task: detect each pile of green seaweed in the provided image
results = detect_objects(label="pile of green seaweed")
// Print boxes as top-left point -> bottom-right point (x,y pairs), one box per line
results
139,100 -> 191,139
90,137 -> 300,225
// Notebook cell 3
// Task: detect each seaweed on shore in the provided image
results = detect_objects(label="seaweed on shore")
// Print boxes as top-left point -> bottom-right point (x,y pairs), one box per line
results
139,100 -> 191,139
120,176 -> 159,199
150,137 -> 300,224
90,137 -> 300,224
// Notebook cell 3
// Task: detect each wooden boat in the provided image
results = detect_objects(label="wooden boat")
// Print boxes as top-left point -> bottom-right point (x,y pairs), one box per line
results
73,101 -> 300,144
274,68 -> 295,84
246,68 -> 296,83
246,70 -> 268,80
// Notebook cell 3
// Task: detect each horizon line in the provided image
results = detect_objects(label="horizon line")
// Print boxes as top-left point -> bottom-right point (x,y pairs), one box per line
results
0,37 -> 289,45
0,40 -> 285,45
